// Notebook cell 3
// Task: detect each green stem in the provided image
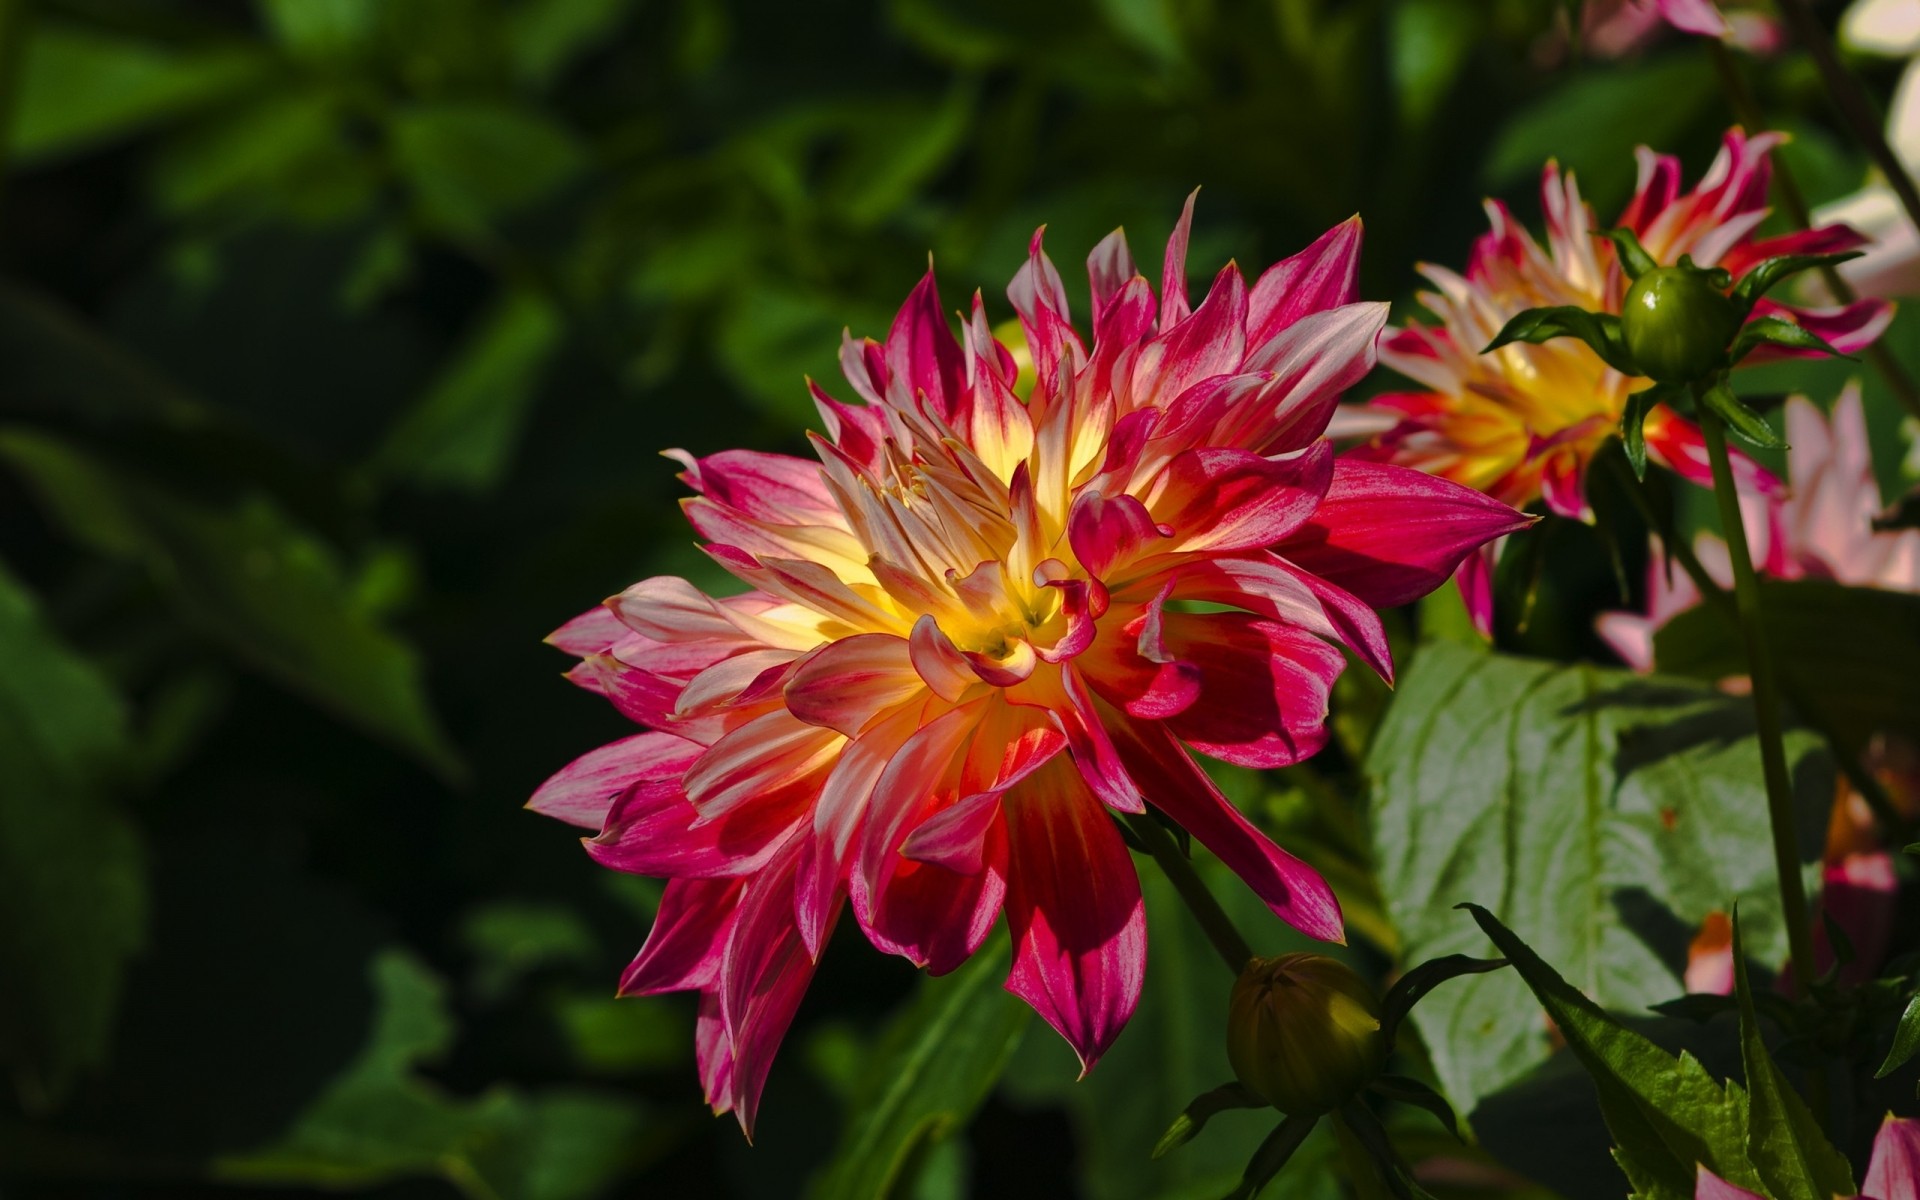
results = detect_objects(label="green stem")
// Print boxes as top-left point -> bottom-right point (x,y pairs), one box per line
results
1123,811 -> 1253,973
1774,0 -> 1920,239
1697,410 -> 1818,995
1707,39 -> 1920,422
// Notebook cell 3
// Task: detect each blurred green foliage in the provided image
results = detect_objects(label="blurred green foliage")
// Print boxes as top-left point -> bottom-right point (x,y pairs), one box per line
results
0,0 -> 1913,1197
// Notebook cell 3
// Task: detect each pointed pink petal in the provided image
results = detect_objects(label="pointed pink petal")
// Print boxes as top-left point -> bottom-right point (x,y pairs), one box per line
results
908,615 -> 980,703
696,992 -> 736,1118
1233,302 -> 1389,454
1003,762 -> 1146,1073
1643,406 -> 1784,496
667,448 -> 841,525
1111,718 -> 1344,943
1275,458 -> 1533,609
863,842 -> 1007,976
682,711 -> 843,821
620,876 -> 746,995
1088,227 -> 1139,327
529,732 -> 703,828
783,633 -> 926,738
1693,1166 -> 1765,1200
901,789 -> 1010,873
1154,612 -> 1347,768
1068,490 -> 1172,581
1161,190 -> 1199,328
1655,0 -> 1730,36
1456,542 -> 1498,639
1865,1115 -> 1920,1200
546,604 -> 625,656
718,837 -> 822,1139
1154,442 -> 1335,556
1247,217 -> 1363,344
1747,297 -> 1894,357
884,268 -> 968,422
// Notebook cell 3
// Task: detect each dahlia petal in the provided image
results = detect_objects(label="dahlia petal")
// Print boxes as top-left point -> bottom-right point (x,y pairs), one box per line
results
1055,667 -> 1147,813
1275,459 -> 1532,609
1455,542 -> 1498,639
1235,302 -> 1389,453
1003,763 -> 1146,1074
1248,216 -> 1363,344
796,704 -> 927,956
863,848 -> 1007,976
907,615 -> 979,703
1655,0 -> 1730,36
579,654 -> 685,729
590,772 -> 805,879
675,648 -> 797,722
1159,612 -> 1346,768
546,604 -> 625,656
1068,490 -> 1171,581
783,633 -> 925,738
1170,555 -> 1395,683
620,876 -> 746,995
683,711 -> 843,821
667,448 -> 842,525
1643,406 -> 1784,496
884,268 -> 968,422
719,837 -> 822,1139
1539,447 -> 1590,521
1817,851 -> 1897,986
1135,262 -> 1249,408
1155,442 -> 1335,555
1161,189 -> 1199,328
1748,297 -> 1895,357
853,702 -> 986,901
900,789 -> 1010,873
1087,227 -> 1139,327
1865,1115 -> 1920,1200
529,732 -> 704,828
1109,718 -> 1344,943
696,992 -> 736,1118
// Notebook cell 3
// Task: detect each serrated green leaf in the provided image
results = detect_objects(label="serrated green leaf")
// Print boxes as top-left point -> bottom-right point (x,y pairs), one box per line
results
1463,905 -> 1761,1200
0,431 -> 462,779
1731,913 -> 1856,1200
0,563 -> 145,1109
806,941 -> 1029,1200
1367,644 -> 1826,1113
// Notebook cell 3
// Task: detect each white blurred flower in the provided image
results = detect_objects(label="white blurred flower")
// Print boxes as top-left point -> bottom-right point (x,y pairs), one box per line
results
1815,0 -> 1920,298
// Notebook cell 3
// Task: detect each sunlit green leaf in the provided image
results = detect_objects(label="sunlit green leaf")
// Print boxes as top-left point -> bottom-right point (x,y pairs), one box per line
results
1367,643 -> 1825,1113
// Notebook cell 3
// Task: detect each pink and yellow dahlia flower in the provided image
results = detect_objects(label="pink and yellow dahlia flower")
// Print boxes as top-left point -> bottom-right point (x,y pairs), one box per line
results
530,201 -> 1528,1135
1580,0 -> 1784,57
1353,129 -> 1892,633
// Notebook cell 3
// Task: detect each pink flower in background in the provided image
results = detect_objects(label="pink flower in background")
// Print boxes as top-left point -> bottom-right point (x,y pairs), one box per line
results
1600,386 -> 1920,988
1581,0 -> 1784,58
1816,0 -> 1920,299
1696,1113 -> 1920,1198
530,201 -> 1529,1134
1351,129 -> 1891,634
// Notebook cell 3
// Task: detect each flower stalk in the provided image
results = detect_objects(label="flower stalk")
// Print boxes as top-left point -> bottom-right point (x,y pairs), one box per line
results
1124,811 -> 1254,973
1698,405 -> 1817,996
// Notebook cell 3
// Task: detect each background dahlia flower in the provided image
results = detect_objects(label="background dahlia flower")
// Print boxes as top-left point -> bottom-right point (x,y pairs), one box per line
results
1696,1114 -> 1920,1199
1581,0 -> 1784,58
1816,0 -> 1920,299
530,202 -> 1528,1134
1350,128 -> 1893,634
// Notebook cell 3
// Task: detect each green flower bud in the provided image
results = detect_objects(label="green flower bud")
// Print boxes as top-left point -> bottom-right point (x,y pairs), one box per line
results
1620,265 -> 1741,384
1226,953 -> 1387,1116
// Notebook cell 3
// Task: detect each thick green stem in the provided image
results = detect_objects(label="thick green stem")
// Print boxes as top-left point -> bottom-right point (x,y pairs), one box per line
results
1698,411 -> 1818,994
1775,0 -> 1920,239
1123,812 -> 1253,973
1708,39 -> 1920,421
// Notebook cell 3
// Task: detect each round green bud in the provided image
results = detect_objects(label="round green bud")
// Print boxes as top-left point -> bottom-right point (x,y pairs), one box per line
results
1620,265 -> 1741,384
1226,953 -> 1387,1116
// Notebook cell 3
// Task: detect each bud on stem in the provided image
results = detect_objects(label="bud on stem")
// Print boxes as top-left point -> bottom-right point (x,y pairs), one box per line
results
1227,953 -> 1387,1117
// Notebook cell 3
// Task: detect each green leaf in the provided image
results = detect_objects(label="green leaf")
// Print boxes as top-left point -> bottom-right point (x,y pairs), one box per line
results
389,102 -> 587,233
1369,1075 -> 1462,1140
1731,914 -> 1856,1200
0,563 -> 145,1109
1226,1114 -> 1317,1200
13,24 -> 271,165
371,289 -> 564,492
1378,955 -> 1508,1047
0,430 -> 462,779
1877,993 -> 1920,1079
807,941 -> 1030,1200
253,0 -> 382,60
1620,385 -> 1665,480
1152,1081 -> 1264,1159
1366,643 -> 1827,1113
1653,579 -> 1920,749
1484,305 -> 1638,376
1462,905 -> 1762,1200
216,950 -> 655,1199
1700,382 -> 1788,451
1730,252 -> 1866,311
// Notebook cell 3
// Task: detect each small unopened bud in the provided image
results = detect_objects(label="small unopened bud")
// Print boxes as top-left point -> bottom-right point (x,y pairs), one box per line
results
1226,953 -> 1387,1116
1621,264 -> 1741,384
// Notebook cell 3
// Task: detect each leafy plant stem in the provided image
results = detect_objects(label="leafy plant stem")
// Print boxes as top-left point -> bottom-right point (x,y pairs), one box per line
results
1122,811 -> 1254,973
1707,38 -> 1920,421
1602,451 -> 1909,838
1699,406 -> 1818,999
1774,0 -> 1920,237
